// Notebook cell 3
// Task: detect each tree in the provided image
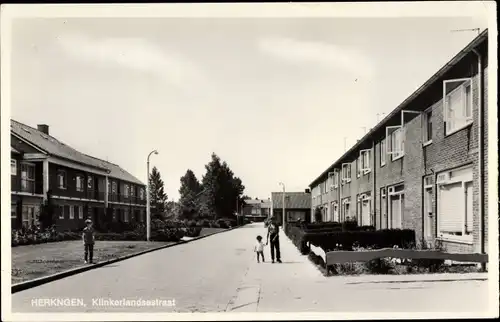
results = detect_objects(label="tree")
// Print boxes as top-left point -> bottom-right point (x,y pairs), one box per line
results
200,153 -> 245,219
178,169 -> 202,220
149,166 -> 168,219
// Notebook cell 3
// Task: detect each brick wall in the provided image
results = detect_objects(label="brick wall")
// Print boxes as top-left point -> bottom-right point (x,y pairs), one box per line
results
403,116 -> 424,242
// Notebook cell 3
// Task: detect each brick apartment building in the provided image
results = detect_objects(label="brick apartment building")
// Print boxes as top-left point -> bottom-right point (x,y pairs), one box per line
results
241,198 -> 271,222
309,30 -> 489,255
11,120 -> 148,231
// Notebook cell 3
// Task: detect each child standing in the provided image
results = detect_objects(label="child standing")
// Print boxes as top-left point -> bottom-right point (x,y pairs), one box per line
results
254,235 -> 265,263
83,218 -> 95,264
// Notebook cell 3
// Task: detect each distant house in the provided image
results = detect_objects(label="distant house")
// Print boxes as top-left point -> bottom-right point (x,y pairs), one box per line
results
271,191 -> 311,225
241,198 -> 271,222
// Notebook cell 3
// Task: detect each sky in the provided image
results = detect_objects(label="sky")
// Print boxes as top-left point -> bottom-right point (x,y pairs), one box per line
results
8,9 -> 489,201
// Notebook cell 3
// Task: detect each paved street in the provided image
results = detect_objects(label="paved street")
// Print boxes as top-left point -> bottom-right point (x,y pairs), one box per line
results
11,223 -> 489,313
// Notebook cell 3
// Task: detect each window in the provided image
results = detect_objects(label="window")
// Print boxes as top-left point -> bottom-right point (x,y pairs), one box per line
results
112,182 -> 117,194
22,205 -> 38,228
437,166 -> 473,242
388,184 -> 404,229
59,205 -> 64,219
58,170 -> 67,189
423,110 -> 433,144
21,163 -> 35,193
130,185 -> 135,197
389,127 -> 405,160
78,205 -> 84,219
424,184 -> 434,240
342,198 -> 351,222
380,188 -> 387,229
360,150 -> 371,174
11,159 -> 17,175
124,184 -> 130,197
69,205 -> 75,219
251,208 -> 260,215
76,175 -> 84,192
123,209 -> 130,222
139,188 -> 145,200
11,203 -> 17,219
341,163 -> 351,183
356,157 -> 361,177
88,176 -> 93,189
380,138 -> 386,166
444,79 -> 473,135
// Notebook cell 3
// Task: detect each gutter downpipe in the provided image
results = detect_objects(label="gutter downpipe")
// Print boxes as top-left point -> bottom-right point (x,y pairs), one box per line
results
472,47 -> 485,270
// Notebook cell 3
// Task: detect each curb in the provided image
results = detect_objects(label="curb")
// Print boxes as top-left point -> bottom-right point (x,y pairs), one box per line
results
11,224 -> 245,294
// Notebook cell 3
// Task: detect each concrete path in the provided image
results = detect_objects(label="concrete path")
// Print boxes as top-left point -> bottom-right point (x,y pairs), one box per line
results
11,223 -> 490,314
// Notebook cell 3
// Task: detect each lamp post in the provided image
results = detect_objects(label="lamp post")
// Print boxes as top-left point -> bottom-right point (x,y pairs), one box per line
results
146,149 -> 158,241
279,182 -> 285,231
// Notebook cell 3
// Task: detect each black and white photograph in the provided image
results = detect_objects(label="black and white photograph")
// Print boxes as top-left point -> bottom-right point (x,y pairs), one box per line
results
1,2 -> 498,321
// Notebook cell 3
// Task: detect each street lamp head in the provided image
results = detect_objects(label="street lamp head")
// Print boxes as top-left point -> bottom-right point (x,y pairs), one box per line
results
154,150 -> 159,155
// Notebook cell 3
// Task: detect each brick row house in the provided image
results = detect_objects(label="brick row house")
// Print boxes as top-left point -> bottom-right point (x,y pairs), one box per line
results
11,120 -> 148,231
309,30 -> 489,255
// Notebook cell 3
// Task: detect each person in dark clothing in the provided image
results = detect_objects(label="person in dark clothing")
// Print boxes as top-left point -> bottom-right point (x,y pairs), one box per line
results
83,218 -> 95,264
266,219 -> 282,263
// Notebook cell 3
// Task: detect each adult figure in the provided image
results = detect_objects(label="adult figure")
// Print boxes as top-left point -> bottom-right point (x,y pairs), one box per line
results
266,218 -> 282,263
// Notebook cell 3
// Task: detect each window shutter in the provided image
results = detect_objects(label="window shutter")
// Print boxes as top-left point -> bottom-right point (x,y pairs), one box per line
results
465,182 -> 473,234
438,182 -> 463,234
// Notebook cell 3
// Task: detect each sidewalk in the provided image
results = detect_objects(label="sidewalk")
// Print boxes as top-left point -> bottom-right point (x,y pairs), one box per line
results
227,230 -> 489,313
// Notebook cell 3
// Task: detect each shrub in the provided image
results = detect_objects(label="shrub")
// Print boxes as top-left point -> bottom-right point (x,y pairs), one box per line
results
187,220 -> 197,228
307,229 -> 416,252
216,219 -> 229,229
197,219 -> 211,228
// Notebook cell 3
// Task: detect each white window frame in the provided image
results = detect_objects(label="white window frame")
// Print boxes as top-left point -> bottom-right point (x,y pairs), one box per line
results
390,127 -> 405,161
11,203 -> 17,219
360,149 -> 371,174
76,175 -> 84,192
78,205 -> 84,219
87,176 -> 93,189
22,205 -> 37,228
112,181 -> 117,194
342,198 -> 351,222
59,205 -> 64,219
124,184 -> 130,197
20,163 -> 36,192
11,159 -> 17,176
356,157 -> 361,178
436,166 -> 474,243
443,78 -> 473,136
69,205 -> 75,219
422,108 -> 433,146
341,163 -> 351,183
58,170 -> 67,189
130,185 -> 135,197
380,138 -> 386,167
388,187 -> 404,229
139,187 -> 145,200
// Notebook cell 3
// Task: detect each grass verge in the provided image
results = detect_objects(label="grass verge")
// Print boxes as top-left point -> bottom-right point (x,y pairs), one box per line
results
11,240 -> 174,284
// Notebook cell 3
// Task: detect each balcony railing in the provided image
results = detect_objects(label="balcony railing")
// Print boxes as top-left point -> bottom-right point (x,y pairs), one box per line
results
108,194 -> 146,205
20,179 -> 35,194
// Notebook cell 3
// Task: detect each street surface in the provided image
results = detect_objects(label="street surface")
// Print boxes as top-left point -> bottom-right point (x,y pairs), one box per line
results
11,223 -> 489,313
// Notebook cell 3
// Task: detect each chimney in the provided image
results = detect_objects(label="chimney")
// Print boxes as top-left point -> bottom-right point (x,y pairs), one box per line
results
37,124 -> 49,135
305,188 -> 311,193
